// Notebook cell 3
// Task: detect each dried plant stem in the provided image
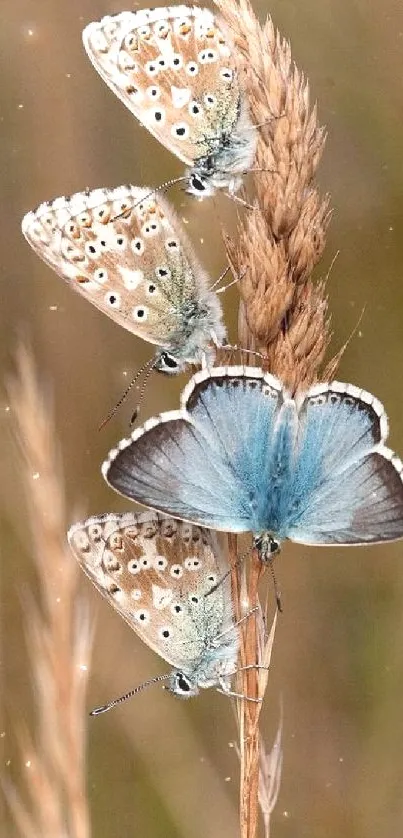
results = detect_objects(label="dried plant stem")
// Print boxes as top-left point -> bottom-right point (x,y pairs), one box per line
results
4,346 -> 93,838
229,532 -> 265,838
239,550 -> 263,838
216,0 -> 333,835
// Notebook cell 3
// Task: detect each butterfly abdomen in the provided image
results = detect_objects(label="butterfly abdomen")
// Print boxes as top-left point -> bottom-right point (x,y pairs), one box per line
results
261,401 -> 299,538
190,94 -> 257,193
190,629 -> 239,690
166,293 -> 225,364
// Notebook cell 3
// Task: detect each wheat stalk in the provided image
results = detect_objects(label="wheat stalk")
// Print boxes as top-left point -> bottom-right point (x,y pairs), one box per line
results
216,0 -> 331,392
4,345 -> 94,838
214,1 -> 333,835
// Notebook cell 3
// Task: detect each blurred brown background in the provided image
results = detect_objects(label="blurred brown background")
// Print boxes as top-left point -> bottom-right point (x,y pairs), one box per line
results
1,1 -> 403,836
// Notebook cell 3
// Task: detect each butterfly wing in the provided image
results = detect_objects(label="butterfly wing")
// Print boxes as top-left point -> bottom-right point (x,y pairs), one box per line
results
285,382 -> 403,544
68,511 -> 231,671
22,185 -> 222,357
83,7 -> 242,167
103,366 -> 285,531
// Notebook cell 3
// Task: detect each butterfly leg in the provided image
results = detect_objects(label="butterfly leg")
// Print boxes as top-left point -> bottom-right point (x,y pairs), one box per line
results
212,606 -> 259,647
219,344 -> 267,362
216,686 -> 263,703
215,274 -> 241,295
209,265 -> 231,291
205,546 -> 254,599
226,192 -> 259,211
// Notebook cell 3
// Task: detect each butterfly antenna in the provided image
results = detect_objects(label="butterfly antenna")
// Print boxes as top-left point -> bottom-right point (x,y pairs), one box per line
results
110,177 -> 189,222
90,673 -> 172,716
133,176 -> 189,209
98,356 -> 156,431
130,359 -> 157,425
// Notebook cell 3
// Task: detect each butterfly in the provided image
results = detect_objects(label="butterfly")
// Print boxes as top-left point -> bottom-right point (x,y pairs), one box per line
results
82,6 -> 257,198
68,511 -> 240,702
102,365 -> 403,557
22,185 -> 225,373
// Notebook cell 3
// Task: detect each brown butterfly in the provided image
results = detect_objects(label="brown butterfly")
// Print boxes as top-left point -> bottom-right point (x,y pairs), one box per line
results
68,511 -> 240,701
22,185 -> 225,373
83,6 -> 257,198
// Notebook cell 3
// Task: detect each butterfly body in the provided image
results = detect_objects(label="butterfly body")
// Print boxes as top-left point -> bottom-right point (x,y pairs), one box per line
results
68,512 -> 239,698
167,632 -> 240,697
103,366 -> 403,549
83,7 -> 257,197
22,186 -> 225,372
184,92 -> 257,197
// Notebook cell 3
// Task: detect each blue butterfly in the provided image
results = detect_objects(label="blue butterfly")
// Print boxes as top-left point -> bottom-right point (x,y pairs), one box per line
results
102,366 -> 403,556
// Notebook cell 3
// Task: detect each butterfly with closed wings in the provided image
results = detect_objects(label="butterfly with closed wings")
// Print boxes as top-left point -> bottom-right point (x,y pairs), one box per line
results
68,511 -> 241,705
83,6 -> 257,198
22,185 -> 225,374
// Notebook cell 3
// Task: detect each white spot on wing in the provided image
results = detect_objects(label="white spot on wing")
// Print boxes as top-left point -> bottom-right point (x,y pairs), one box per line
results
184,557 -> 202,570
118,267 -> 144,290
90,31 -> 109,52
171,85 -> 191,108
152,584 -> 173,609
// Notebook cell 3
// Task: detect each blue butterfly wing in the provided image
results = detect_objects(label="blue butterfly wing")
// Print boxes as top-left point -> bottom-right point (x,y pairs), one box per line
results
104,368 -> 284,531
284,384 -> 403,544
107,416 -> 246,527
